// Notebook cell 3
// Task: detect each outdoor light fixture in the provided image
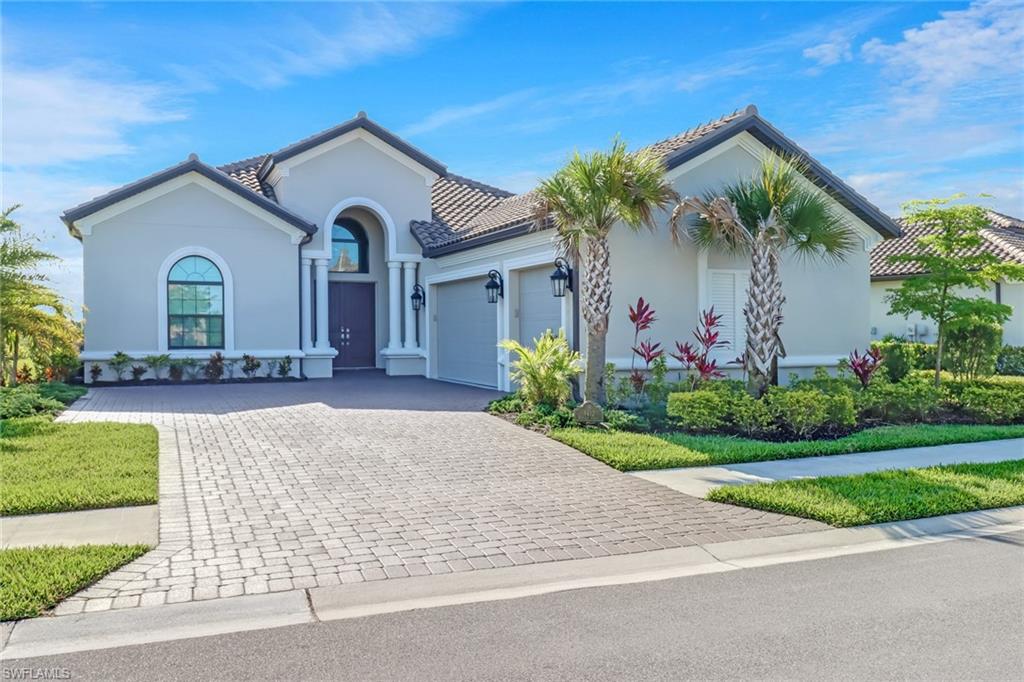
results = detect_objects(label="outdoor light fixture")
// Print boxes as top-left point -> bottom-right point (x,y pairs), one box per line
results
485,270 -> 503,304
410,284 -> 425,312
550,257 -> 573,298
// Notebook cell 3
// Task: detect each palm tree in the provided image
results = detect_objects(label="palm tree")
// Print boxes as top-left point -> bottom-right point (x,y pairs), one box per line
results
533,140 -> 679,406
1,205 -> 81,384
674,156 -> 855,396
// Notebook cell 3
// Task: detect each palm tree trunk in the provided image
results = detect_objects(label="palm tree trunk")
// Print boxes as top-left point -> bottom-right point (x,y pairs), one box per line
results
0,324 -> 6,388
580,235 -> 612,404
9,332 -> 19,386
743,232 -> 785,396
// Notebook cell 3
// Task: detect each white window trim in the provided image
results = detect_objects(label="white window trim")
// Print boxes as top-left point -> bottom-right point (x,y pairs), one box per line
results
157,246 -> 235,353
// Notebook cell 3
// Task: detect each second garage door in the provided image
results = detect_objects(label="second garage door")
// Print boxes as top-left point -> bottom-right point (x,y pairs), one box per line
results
517,266 -> 563,345
435,276 -> 499,388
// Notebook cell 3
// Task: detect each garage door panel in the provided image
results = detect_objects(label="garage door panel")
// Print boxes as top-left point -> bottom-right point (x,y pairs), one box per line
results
436,277 -> 498,388
518,266 -> 563,346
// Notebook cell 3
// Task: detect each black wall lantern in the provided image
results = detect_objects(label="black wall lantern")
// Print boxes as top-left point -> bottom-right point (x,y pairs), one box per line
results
485,270 -> 503,304
550,257 -> 573,298
410,284 -> 425,312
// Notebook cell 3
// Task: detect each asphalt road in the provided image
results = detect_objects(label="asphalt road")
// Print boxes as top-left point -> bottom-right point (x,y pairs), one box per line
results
5,531 -> 1023,681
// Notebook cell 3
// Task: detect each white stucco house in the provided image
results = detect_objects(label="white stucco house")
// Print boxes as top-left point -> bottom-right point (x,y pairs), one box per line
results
869,211 -> 1024,346
63,105 -> 902,388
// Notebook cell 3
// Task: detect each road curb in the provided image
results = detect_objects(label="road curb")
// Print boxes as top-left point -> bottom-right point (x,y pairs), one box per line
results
2,590 -> 312,660
4,506 -> 1022,660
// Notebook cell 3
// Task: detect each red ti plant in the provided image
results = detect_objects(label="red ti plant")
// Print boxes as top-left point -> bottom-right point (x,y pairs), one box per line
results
848,347 -> 883,388
628,298 -> 661,396
672,307 -> 726,389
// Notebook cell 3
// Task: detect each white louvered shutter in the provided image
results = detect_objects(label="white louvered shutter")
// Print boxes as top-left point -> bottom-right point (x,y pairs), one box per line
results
707,270 -> 748,359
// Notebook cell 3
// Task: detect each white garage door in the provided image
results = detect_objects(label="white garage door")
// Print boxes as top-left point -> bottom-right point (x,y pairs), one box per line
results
518,266 -> 563,345
435,276 -> 499,387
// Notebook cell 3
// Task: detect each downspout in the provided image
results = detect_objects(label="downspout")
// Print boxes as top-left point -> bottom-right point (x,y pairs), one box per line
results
298,232 -> 314,379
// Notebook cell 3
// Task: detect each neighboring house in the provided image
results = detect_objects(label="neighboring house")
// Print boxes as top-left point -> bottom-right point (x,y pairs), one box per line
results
63,105 -> 899,389
869,211 -> 1024,346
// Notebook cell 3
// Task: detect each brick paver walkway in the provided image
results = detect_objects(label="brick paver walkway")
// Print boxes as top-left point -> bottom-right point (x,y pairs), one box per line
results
55,372 -> 824,613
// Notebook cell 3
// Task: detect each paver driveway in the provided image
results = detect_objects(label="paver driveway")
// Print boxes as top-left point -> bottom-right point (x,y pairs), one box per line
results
56,372 -> 823,613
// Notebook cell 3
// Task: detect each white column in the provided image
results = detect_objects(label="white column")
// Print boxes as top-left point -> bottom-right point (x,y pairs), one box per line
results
387,261 -> 402,351
314,258 -> 330,350
403,262 -> 418,349
300,257 -> 313,351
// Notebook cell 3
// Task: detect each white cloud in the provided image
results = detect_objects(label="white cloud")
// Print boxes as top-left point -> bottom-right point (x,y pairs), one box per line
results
861,0 -> 1024,120
400,90 -> 540,137
803,31 -> 854,69
1,64 -> 186,167
201,3 -> 466,90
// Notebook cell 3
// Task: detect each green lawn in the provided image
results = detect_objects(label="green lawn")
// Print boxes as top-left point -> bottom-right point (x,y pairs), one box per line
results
0,417 -> 159,516
706,459 -> 1024,527
550,424 -> 1024,471
0,544 -> 150,620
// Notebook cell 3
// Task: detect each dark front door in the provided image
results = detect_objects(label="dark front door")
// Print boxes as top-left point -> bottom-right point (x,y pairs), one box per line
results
328,282 -> 376,369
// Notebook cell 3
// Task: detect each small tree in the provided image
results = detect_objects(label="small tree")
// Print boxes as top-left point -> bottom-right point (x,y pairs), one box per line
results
885,197 -> 1024,386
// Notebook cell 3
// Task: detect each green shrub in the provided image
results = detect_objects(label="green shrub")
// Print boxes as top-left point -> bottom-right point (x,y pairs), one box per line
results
514,403 -> 574,429
241,354 -> 261,378
874,340 -> 919,382
488,393 -> 525,414
143,354 -> 171,380
667,391 -> 728,432
168,360 -> 185,382
764,388 -> 829,438
499,330 -> 582,408
36,382 -> 86,405
996,345 -> 1024,376
277,355 -> 293,378
944,320 -> 1002,380
107,351 -> 133,381
790,366 -> 860,394
954,385 -> 1024,424
859,377 -> 941,422
728,391 -> 775,436
204,352 -> 225,382
603,409 -> 650,432
0,385 -> 65,419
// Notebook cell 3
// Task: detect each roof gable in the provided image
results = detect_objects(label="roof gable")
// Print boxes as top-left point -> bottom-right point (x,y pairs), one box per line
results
61,155 -> 317,239
265,112 -> 446,178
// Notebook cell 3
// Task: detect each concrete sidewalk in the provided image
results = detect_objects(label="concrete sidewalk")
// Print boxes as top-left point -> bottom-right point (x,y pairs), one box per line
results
631,437 -> 1024,498
0,506 -> 158,549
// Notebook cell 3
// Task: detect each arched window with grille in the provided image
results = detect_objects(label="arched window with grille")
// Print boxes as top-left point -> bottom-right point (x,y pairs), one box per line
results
167,255 -> 224,348
331,217 -> 369,273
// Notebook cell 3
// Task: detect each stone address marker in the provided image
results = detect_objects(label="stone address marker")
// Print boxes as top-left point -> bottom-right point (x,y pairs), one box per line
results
573,401 -> 604,425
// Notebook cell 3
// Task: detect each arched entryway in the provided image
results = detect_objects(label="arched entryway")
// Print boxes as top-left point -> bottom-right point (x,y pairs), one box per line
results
302,198 -> 425,377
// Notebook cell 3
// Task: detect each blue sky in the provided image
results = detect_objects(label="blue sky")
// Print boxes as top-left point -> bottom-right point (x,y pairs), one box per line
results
3,1 -> 1022,309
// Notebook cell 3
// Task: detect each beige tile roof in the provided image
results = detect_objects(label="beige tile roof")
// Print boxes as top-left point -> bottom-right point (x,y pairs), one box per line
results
870,210 -> 1024,278
413,107 -> 753,251
218,155 -> 277,201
